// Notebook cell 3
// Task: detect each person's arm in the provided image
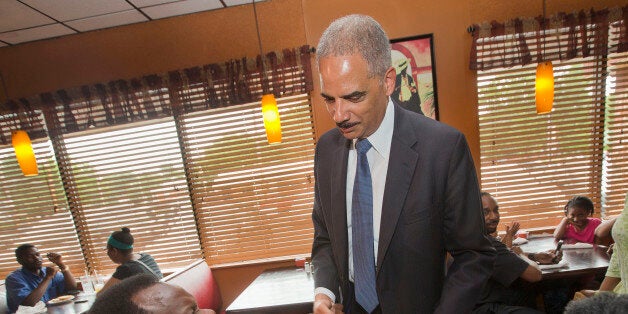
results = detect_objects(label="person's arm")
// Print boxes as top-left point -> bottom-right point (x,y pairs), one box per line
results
553,217 -> 570,240
436,134 -> 496,314
516,254 -> 542,283
97,276 -> 120,295
311,146 -> 342,314
599,276 -> 621,292
594,217 -> 616,244
20,267 -> 56,306
47,252 -> 77,291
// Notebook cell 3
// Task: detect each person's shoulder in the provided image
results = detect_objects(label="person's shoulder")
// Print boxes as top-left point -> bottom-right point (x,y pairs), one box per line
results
5,269 -> 24,282
489,237 -> 510,252
139,253 -> 155,261
589,217 -> 603,226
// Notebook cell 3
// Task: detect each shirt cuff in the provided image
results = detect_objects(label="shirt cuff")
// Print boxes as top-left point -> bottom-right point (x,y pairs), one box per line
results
314,287 -> 336,303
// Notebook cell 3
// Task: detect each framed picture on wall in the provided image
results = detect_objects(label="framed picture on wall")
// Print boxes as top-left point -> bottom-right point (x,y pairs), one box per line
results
390,34 -> 439,120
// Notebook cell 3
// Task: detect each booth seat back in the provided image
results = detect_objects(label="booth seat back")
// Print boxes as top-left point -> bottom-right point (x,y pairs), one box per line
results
0,282 -> 7,314
162,259 -> 222,312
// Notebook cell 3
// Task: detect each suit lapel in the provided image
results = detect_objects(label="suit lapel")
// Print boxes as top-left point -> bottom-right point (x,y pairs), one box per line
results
377,108 -> 419,272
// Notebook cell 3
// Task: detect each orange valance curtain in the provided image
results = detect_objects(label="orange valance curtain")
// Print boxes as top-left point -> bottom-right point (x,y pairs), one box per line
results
469,5 -> 628,71
0,45 -> 313,145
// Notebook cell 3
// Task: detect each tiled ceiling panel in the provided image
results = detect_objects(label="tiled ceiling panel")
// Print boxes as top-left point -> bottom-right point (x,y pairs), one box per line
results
129,0 -> 180,7
65,10 -> 149,32
0,0 -> 267,47
224,0 -> 257,6
0,23 -> 76,45
141,0 -> 223,20
0,1 -> 54,33
22,0 -> 133,21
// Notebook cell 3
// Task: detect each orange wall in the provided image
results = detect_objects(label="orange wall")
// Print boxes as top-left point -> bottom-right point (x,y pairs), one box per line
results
0,0 -> 624,309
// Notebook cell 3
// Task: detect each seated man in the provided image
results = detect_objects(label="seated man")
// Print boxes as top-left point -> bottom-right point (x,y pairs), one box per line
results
474,192 -> 562,313
88,273 -> 215,314
5,244 -> 77,313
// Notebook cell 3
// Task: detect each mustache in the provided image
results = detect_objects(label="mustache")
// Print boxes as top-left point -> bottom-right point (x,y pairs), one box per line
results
337,121 -> 358,129
486,219 -> 499,225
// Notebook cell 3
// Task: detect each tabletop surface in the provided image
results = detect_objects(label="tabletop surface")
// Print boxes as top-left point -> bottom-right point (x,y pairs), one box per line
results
518,235 -> 610,278
225,267 -> 314,313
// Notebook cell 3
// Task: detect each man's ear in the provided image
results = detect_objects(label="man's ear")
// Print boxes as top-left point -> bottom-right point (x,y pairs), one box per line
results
384,66 -> 396,96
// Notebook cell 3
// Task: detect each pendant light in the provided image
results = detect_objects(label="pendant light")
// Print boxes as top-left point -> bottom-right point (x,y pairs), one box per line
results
12,130 -> 39,176
1,72 -> 38,176
535,0 -> 553,114
253,0 -> 281,143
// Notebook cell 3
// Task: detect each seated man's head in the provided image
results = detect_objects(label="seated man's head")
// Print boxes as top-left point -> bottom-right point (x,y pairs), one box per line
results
15,244 -> 42,271
481,192 -> 500,235
88,274 -> 214,314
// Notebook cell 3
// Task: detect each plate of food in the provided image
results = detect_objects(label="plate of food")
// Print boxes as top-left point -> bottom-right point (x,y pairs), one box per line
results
47,295 -> 75,305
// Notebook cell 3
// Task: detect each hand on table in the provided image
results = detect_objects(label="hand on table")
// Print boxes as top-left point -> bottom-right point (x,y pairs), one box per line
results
534,250 -> 562,265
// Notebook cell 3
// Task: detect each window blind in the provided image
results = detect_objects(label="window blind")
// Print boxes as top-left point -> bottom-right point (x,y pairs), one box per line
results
58,119 -> 202,274
0,128 -> 84,278
181,94 -> 315,265
478,57 -> 606,229
603,50 -> 628,217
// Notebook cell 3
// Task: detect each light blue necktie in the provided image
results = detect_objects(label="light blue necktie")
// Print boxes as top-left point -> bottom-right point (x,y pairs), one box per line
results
352,139 -> 378,313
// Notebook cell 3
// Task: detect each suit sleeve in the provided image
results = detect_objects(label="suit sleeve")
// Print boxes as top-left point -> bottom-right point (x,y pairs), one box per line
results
435,133 -> 496,314
311,143 -> 341,300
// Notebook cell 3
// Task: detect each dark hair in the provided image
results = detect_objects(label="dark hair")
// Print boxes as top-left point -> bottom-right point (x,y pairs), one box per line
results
87,274 -> 158,314
15,244 -> 35,259
109,227 -> 134,253
480,191 -> 492,198
564,292 -> 628,314
564,196 -> 595,216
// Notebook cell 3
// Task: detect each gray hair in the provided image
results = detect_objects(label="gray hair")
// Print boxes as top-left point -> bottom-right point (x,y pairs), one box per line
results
316,14 -> 391,78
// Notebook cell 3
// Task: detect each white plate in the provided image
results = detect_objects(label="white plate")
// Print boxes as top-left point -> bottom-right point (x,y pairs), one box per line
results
47,295 -> 75,305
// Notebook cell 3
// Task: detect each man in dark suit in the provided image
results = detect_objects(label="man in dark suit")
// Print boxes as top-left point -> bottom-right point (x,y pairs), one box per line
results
311,14 -> 495,314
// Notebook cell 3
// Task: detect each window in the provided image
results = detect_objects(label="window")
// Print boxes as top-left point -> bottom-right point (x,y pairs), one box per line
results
472,7 -> 628,229
0,46 -> 316,276
60,119 -> 202,275
180,94 -> 315,265
0,129 -> 83,278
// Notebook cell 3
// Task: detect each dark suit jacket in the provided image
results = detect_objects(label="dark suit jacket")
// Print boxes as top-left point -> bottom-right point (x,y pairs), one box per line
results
311,104 -> 495,313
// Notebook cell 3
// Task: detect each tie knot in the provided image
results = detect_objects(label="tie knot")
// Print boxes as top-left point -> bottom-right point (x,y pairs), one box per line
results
356,139 -> 372,154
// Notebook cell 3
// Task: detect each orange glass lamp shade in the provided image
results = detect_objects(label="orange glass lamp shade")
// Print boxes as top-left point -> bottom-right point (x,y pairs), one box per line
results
261,94 -> 282,143
535,61 -> 554,114
12,130 -> 38,176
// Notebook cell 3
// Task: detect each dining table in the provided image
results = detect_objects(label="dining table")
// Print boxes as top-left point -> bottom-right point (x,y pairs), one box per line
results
225,266 -> 314,314
517,235 -> 610,279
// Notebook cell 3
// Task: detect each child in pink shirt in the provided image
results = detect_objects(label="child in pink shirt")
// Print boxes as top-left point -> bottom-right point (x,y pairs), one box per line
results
553,196 -> 602,244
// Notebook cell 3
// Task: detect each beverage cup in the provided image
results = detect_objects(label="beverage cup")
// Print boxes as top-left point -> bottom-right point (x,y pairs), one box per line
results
79,276 -> 94,294
516,230 -> 529,239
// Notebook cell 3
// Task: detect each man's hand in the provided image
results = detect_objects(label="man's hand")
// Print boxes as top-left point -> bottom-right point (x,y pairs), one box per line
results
47,252 -> 66,269
313,293 -> 336,314
44,266 -> 57,279
534,250 -> 562,265
505,221 -> 520,238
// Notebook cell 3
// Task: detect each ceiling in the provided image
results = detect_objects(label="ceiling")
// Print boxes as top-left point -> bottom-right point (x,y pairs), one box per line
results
0,0 -> 264,47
